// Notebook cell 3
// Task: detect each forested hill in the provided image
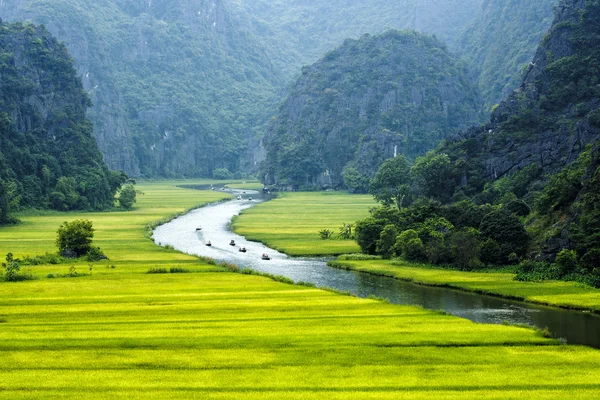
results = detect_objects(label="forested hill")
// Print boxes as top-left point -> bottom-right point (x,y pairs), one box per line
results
460,0 -> 556,110
0,21 -> 125,222
262,31 -> 485,190
0,0 -> 283,177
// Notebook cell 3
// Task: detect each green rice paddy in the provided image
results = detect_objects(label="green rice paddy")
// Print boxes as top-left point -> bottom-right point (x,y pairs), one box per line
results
233,192 -> 376,256
0,183 -> 599,399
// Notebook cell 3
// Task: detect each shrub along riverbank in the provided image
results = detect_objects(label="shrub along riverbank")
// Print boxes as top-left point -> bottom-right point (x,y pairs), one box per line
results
0,182 -> 599,398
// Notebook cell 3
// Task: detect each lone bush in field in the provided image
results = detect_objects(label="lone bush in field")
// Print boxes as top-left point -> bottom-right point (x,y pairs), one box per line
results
56,220 -> 96,257
119,185 -> 137,209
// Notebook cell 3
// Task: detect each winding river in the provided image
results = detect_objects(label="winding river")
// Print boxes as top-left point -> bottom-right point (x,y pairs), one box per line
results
153,188 -> 600,349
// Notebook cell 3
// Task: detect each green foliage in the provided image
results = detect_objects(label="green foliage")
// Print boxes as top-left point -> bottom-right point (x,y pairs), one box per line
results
395,230 -> 426,261
504,200 -> 531,217
376,224 -> 398,259
480,239 -> 502,265
264,30 -> 484,189
342,166 -> 370,194
0,22 -> 125,212
556,249 -> 579,277
319,229 -> 334,240
412,152 -> 457,202
2,253 -> 20,282
118,185 -> 137,210
480,210 -> 529,259
355,217 -> 385,255
56,220 -> 96,257
369,156 -> 411,208
451,228 -> 482,269
459,0 -> 555,109
213,169 -> 234,180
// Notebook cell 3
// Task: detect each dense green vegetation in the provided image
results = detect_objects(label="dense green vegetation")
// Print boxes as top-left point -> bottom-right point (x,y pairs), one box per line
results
350,0 -> 600,288
2,182 -> 600,399
0,21 -> 127,223
228,0 -> 484,80
263,30 -> 484,190
459,0 -> 556,109
2,0 -> 283,177
233,192 -> 375,256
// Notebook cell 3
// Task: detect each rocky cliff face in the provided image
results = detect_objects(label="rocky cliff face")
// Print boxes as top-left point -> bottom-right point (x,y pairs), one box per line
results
459,0 -> 556,110
445,0 -> 600,189
0,0 -> 281,177
263,31 -> 485,189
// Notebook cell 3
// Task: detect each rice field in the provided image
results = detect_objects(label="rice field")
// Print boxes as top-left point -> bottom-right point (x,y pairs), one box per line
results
225,181 -> 264,190
232,192 -> 376,256
332,259 -> 600,313
0,183 -> 599,399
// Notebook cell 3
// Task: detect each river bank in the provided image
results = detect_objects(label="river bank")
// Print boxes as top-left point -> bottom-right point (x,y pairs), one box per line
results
154,190 -> 600,348
329,259 -> 600,314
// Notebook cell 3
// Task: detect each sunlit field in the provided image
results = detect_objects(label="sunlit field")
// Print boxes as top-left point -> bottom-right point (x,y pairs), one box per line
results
0,183 -> 599,399
233,192 -> 376,256
225,181 -> 264,190
332,260 -> 600,312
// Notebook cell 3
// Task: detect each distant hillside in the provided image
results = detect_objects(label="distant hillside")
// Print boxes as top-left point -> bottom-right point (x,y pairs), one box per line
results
0,21 -> 124,221
460,0 -> 556,110
263,31 -> 485,190
1,0 -> 283,177
228,0 -> 484,81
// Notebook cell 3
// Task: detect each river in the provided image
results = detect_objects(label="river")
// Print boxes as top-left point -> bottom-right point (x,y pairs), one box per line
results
153,188 -> 600,348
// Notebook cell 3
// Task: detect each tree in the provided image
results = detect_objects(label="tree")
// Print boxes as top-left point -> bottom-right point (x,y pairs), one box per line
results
395,229 -> 426,261
376,224 -> 398,258
343,166 -> 370,193
2,253 -> 21,282
480,210 -> 529,258
0,179 -> 20,224
56,220 -> 95,257
369,156 -> 411,208
411,152 -> 456,202
355,217 -> 385,255
119,185 -> 137,209
451,228 -> 482,269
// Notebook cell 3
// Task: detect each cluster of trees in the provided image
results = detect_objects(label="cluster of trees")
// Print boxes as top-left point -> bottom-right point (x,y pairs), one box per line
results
355,145 -> 600,287
2,218 -> 103,282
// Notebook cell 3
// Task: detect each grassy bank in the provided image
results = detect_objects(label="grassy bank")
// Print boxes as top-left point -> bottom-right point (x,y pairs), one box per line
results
331,259 -> 600,313
0,183 -> 599,398
232,192 -> 376,256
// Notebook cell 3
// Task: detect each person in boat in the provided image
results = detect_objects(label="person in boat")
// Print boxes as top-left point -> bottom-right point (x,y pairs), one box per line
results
230,240 -> 236,246
239,247 -> 247,253
206,241 -> 212,247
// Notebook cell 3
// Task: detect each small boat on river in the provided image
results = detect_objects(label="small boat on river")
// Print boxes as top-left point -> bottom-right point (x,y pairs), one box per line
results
230,240 -> 236,246
196,226 -> 202,231
206,241 -> 212,247
261,253 -> 271,261
239,247 -> 247,253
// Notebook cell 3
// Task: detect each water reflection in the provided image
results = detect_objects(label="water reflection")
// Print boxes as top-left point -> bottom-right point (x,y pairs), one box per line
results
154,188 -> 600,348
